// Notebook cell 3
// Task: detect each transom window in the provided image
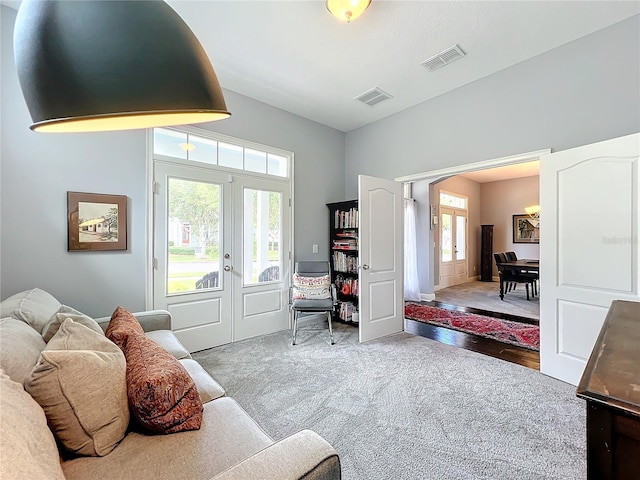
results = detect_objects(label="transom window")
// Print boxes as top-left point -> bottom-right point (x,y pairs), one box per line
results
154,128 -> 289,178
440,191 -> 467,209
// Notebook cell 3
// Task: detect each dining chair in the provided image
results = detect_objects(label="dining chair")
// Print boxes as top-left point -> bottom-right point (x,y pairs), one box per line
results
505,251 -> 538,296
290,261 -> 335,345
494,253 -> 535,300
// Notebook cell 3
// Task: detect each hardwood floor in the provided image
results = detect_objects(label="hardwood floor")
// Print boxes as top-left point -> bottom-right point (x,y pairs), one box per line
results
405,300 -> 540,371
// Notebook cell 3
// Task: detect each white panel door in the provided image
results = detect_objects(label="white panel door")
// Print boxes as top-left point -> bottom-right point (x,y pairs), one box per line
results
358,175 -> 404,343
232,175 -> 290,342
540,132 -> 639,385
153,162 -> 233,352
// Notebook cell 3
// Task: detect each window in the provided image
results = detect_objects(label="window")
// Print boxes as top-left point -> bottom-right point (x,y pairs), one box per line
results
440,191 -> 467,209
154,128 -> 289,178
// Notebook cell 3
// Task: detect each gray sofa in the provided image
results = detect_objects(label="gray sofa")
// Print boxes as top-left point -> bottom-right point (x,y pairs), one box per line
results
0,288 -> 341,480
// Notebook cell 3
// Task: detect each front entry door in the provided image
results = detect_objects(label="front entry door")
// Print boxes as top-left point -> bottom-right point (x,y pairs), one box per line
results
153,162 -> 291,352
439,207 -> 467,288
358,175 -> 404,343
153,161 -> 233,352
540,132 -> 640,385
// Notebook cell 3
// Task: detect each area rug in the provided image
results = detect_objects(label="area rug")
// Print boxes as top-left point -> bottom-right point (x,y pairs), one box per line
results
404,302 -> 540,351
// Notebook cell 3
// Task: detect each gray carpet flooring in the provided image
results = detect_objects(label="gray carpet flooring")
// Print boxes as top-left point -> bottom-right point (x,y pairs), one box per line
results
193,322 -> 584,480
436,281 -> 540,320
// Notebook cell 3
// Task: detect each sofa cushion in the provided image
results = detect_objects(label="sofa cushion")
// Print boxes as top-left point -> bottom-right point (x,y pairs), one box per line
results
105,305 -> 145,349
0,287 -> 61,333
0,370 -> 66,480
146,329 -> 191,359
179,359 -> 225,403
25,319 -> 129,456
62,398 -> 273,480
0,317 -> 46,385
118,331 -> 203,434
42,305 -> 104,342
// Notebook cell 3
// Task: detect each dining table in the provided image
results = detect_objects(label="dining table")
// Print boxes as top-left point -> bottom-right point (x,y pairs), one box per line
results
496,259 -> 539,300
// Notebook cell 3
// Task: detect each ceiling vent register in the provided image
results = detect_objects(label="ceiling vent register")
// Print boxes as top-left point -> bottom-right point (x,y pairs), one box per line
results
354,87 -> 393,107
421,44 -> 466,72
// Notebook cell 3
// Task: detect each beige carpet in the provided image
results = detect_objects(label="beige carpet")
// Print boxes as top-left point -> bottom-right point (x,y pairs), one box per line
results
435,280 -> 539,320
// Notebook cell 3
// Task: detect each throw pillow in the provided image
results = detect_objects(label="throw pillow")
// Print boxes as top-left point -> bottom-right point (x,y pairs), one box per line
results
105,305 -> 145,349
41,305 -> 104,342
292,273 -> 331,300
0,317 -> 46,385
0,370 -> 66,480
25,319 -> 129,456
0,287 -> 62,333
120,331 -> 203,434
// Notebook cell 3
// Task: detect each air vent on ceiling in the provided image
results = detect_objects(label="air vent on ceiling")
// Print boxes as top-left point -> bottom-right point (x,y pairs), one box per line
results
421,44 -> 465,72
354,87 -> 393,107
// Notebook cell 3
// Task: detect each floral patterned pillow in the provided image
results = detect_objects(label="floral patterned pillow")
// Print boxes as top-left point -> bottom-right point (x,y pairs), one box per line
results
292,273 -> 331,300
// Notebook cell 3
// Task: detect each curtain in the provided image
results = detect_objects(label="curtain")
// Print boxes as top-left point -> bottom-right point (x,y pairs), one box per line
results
404,198 -> 421,301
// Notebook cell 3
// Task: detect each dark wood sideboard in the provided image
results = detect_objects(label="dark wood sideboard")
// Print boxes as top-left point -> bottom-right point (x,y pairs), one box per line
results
576,300 -> 640,480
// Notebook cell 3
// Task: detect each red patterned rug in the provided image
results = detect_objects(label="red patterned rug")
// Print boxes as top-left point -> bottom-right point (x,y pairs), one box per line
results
404,303 -> 540,351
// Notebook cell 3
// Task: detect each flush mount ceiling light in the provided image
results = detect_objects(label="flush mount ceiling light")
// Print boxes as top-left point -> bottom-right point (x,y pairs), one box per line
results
13,0 -> 231,133
326,0 -> 371,23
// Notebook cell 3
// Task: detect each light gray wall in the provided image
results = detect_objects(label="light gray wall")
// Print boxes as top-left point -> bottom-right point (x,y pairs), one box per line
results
344,15 -> 640,198
481,176 -> 540,277
0,6 -> 344,317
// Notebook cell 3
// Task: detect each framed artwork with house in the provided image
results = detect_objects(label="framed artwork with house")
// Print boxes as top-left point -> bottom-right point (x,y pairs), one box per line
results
512,214 -> 540,244
67,192 -> 127,251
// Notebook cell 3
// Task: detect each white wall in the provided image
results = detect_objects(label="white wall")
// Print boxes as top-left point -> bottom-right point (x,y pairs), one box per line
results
344,15 -> 640,198
0,6 -> 345,317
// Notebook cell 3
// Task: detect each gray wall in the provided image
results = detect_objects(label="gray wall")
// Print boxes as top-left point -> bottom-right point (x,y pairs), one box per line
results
0,6 -> 344,317
344,15 -> 640,198
344,14 -> 639,295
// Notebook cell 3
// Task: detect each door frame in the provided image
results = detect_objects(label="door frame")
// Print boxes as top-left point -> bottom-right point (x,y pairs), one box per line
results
145,127 -> 295,318
395,148 -> 550,300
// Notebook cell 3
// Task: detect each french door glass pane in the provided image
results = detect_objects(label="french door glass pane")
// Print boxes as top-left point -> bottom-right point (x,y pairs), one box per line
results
456,215 -> 466,260
243,188 -> 281,285
441,213 -> 452,262
167,178 -> 222,294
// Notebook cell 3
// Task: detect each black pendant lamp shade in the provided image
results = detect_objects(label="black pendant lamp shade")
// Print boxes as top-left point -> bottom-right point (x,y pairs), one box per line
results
14,0 -> 231,132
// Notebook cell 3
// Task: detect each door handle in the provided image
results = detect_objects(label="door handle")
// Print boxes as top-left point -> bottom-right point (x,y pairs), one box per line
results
224,265 -> 233,272
361,264 -> 370,270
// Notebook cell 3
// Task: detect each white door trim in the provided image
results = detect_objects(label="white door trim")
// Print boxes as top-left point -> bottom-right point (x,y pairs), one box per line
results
394,149 -> 551,184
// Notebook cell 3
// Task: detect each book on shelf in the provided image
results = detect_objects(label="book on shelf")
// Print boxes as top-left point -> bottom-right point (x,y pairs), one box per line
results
332,252 -> 358,273
332,238 -> 357,250
336,301 -> 357,322
334,207 -> 359,229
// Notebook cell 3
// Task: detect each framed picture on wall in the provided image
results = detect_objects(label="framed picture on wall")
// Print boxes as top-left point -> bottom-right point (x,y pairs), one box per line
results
67,192 -> 127,251
513,214 -> 539,244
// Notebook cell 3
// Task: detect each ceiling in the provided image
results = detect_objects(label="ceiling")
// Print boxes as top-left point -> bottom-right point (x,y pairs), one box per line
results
3,1 -> 639,133
165,0 -> 639,132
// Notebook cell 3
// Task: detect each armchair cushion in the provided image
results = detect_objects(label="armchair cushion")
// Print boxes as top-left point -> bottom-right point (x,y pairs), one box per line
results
292,273 -> 331,300
0,317 -> 46,385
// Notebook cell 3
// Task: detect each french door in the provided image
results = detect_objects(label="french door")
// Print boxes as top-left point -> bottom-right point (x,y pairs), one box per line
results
153,160 -> 290,352
439,207 -> 467,288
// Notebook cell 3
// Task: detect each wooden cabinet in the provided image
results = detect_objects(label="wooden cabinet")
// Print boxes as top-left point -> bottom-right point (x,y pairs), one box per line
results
327,200 -> 359,324
576,300 -> 640,480
480,225 -> 494,281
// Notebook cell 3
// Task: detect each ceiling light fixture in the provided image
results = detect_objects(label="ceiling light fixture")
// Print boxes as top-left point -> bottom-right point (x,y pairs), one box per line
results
326,0 -> 371,23
179,143 -> 196,152
13,0 -> 231,133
